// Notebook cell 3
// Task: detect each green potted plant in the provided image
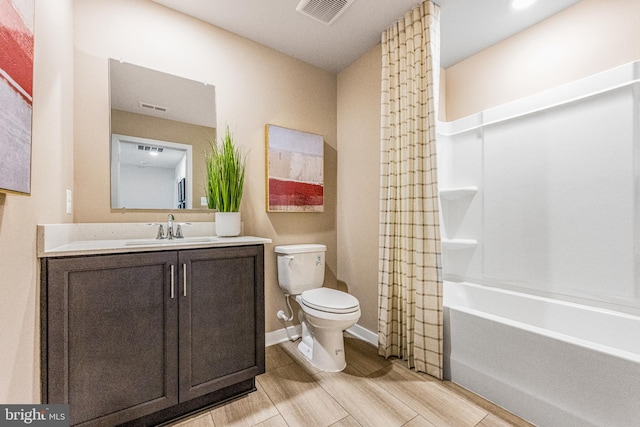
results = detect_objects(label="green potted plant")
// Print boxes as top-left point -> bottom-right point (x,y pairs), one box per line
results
205,126 -> 246,236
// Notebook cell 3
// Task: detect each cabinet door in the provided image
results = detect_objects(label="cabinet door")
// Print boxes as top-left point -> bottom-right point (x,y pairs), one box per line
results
178,245 -> 265,401
45,252 -> 178,426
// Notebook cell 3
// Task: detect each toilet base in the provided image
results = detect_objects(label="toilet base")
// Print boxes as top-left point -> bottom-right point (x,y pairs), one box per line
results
297,330 -> 314,361
298,320 -> 347,372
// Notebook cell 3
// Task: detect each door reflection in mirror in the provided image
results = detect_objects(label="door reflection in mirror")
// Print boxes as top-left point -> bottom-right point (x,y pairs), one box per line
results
111,134 -> 192,209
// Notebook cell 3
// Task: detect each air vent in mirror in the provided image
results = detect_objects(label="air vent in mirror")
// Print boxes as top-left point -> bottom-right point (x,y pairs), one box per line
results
139,101 -> 167,112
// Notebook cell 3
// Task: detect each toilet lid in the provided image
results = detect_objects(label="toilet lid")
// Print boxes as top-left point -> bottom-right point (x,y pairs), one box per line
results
300,288 -> 360,314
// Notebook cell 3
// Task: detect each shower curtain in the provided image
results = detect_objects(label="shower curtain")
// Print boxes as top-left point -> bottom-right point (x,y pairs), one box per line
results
378,0 -> 442,379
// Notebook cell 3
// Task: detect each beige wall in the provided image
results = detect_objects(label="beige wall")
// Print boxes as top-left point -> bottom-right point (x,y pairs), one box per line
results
446,0 -> 640,120
73,0 -> 338,335
336,46 -> 382,332
0,0 -> 74,402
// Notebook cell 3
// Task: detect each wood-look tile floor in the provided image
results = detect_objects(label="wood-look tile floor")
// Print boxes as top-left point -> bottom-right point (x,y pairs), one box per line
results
169,336 -> 534,427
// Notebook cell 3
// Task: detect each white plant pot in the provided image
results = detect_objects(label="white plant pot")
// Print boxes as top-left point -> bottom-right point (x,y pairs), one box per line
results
215,212 -> 241,237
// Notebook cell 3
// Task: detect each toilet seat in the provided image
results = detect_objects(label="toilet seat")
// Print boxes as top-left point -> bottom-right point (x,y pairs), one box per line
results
300,288 -> 359,314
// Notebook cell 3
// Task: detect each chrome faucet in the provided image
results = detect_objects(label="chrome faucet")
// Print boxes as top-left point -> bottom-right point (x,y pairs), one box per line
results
174,223 -> 190,238
152,215 -> 188,240
166,214 -> 175,239
155,224 -> 165,239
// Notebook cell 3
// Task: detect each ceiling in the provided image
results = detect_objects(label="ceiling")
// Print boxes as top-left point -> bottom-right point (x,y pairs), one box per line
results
151,0 -> 582,73
110,59 -> 216,128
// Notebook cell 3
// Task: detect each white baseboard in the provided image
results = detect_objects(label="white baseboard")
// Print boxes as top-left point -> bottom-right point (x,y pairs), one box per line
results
346,323 -> 378,347
265,323 -> 377,348
265,324 -> 302,346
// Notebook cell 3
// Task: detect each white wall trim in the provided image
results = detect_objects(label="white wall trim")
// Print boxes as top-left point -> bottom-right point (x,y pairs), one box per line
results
265,325 -> 302,346
346,323 -> 378,347
266,323 -> 378,348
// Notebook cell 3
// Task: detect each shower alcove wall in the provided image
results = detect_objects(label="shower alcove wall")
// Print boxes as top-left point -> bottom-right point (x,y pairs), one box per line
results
438,61 -> 640,314
437,62 -> 640,426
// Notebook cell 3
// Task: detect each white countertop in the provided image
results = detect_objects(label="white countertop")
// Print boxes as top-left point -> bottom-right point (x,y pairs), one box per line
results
37,223 -> 271,257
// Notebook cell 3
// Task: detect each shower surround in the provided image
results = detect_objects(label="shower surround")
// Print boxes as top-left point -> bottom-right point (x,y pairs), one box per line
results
438,61 -> 640,427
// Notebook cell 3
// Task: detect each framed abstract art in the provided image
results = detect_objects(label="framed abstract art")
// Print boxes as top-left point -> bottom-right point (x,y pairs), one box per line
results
0,0 -> 34,195
266,124 -> 324,212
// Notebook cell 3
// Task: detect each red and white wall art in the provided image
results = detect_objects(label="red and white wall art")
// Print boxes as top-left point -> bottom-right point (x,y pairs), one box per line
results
0,0 -> 34,194
266,124 -> 324,212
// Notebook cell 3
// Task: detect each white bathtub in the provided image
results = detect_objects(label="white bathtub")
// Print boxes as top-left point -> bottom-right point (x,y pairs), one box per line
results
443,281 -> 640,427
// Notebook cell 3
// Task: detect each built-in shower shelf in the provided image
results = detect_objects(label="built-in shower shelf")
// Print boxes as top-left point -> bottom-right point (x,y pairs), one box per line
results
441,238 -> 478,250
439,186 -> 478,200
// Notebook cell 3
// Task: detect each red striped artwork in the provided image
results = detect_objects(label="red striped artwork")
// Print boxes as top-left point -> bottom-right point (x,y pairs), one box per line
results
0,0 -> 34,195
0,0 -> 33,102
268,178 -> 324,208
266,125 -> 324,212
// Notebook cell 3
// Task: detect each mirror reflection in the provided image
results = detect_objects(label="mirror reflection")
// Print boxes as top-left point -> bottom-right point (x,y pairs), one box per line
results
109,59 -> 216,210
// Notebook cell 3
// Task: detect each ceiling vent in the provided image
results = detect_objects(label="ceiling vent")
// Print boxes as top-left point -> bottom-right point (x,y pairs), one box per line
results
139,101 -> 167,112
296,0 -> 355,25
137,145 -> 164,153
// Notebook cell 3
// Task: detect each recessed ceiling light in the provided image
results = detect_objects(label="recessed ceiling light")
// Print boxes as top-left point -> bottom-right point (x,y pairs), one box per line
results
511,0 -> 536,10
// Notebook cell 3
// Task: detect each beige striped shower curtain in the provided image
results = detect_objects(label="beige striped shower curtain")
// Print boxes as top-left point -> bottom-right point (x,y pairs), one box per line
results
378,0 -> 443,379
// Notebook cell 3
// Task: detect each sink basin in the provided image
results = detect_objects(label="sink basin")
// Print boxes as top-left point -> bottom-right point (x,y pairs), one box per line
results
125,236 -> 218,246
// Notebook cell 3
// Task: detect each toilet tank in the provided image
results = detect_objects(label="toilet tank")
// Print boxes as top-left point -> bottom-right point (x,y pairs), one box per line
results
274,244 -> 326,295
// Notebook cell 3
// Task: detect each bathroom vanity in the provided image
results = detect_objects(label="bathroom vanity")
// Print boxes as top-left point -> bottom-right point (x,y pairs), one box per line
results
38,223 -> 270,426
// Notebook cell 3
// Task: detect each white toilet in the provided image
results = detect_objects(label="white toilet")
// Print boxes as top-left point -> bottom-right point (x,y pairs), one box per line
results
275,244 -> 361,372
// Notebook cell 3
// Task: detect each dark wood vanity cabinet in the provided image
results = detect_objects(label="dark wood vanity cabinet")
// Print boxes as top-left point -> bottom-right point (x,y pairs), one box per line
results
41,245 -> 265,427
178,247 -> 264,401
